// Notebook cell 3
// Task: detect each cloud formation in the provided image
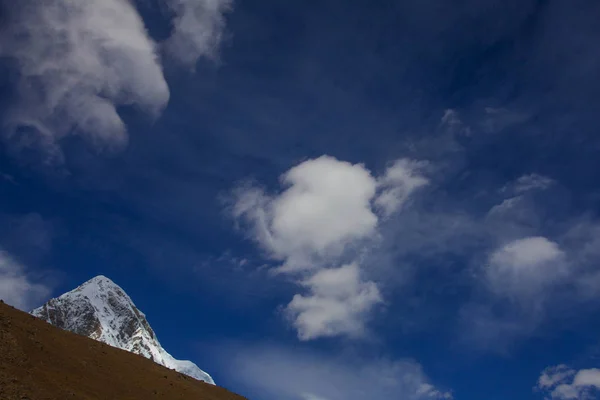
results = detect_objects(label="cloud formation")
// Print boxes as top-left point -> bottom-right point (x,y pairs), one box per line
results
231,155 -> 428,340
499,173 -> 555,195
486,236 -> 566,300
218,343 -> 451,400
460,235 -> 565,351
420,170 -> 600,351
163,0 -> 233,68
439,109 -> 471,137
0,250 -> 51,310
0,0 -> 230,162
0,0 -> 169,162
537,365 -> 600,399
287,263 -> 382,340
375,159 -> 429,218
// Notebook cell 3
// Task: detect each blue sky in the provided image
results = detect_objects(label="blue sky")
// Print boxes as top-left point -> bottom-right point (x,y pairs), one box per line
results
1,0 -> 600,399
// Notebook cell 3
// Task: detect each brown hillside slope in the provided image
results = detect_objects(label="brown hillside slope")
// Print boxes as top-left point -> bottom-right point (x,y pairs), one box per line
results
0,301 -> 246,400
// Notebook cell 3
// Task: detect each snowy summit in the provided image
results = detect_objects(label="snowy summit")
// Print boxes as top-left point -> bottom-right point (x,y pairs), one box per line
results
31,275 -> 214,384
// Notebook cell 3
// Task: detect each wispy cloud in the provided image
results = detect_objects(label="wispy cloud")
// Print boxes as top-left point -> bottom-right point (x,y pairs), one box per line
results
375,159 -> 429,218
215,343 -> 451,400
439,109 -> 471,137
537,365 -> 600,399
502,174 -> 556,195
0,249 -> 51,310
482,107 -> 530,133
162,0 -> 233,68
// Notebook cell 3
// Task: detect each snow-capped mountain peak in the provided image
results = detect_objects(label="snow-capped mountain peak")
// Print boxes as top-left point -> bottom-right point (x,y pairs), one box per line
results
31,275 -> 214,384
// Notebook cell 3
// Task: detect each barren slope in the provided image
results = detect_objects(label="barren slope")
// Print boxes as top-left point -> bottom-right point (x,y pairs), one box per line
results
0,301 -> 246,400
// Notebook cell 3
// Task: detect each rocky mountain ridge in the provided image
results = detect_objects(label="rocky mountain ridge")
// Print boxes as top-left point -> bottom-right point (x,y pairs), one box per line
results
31,275 -> 214,384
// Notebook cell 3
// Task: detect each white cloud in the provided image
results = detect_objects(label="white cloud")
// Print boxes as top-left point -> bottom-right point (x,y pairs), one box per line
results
0,250 -> 51,310
218,343 -> 451,400
500,173 -> 556,198
163,0 -> 233,68
488,197 -> 524,216
461,210 -> 600,351
0,0 -> 170,162
270,156 -> 378,264
483,174 -> 557,245
459,236 -> 568,352
376,159 -> 429,217
512,174 -> 555,194
231,155 -> 428,340
230,154 -> 599,348
538,365 -> 577,389
0,0 -> 231,162
490,236 -> 563,268
537,365 -> 600,399
286,263 -> 382,340
486,236 -> 566,299
486,195 -> 540,230
233,156 -> 428,271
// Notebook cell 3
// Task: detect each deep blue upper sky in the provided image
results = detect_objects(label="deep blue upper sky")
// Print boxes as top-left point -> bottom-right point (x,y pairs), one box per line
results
1,0 -> 600,399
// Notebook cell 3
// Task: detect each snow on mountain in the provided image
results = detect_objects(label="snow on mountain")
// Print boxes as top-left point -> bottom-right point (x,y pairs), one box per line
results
31,275 -> 214,384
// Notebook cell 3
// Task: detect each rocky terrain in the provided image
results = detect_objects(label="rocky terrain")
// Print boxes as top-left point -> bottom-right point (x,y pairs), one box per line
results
0,300 -> 246,400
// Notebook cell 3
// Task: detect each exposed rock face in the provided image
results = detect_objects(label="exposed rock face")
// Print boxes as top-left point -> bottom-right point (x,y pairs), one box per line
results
31,275 -> 214,384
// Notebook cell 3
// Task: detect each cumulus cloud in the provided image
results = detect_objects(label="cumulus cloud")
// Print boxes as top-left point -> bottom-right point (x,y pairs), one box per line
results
458,175 -> 575,350
0,0 -> 231,162
163,0 -> 233,68
231,156 -> 379,270
217,343 -> 451,400
0,0 -> 169,162
458,237 -> 567,351
231,155 -> 428,340
482,176 -> 569,301
0,250 -> 51,310
460,217 -> 600,352
233,155 -> 427,271
486,236 -> 566,299
286,263 -> 382,340
490,237 -> 563,267
537,365 -> 600,399
487,236 -> 567,299
269,156 -> 378,265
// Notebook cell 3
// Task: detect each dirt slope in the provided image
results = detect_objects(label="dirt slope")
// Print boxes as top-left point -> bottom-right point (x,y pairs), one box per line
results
0,301 -> 246,400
